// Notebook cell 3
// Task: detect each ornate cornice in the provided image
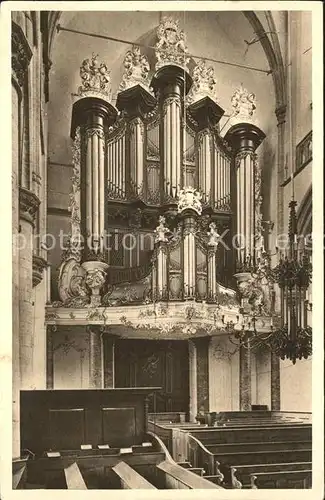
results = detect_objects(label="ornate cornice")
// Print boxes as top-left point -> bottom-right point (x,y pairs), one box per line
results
12,21 -> 32,88
32,255 -> 48,287
19,187 -> 40,223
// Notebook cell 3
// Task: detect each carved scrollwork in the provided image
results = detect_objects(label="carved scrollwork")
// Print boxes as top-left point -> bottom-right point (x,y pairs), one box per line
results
187,59 -> 218,105
78,53 -> 112,101
12,22 -> 32,87
231,84 -> 256,122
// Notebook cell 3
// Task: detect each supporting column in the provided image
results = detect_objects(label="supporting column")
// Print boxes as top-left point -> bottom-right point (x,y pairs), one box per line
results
88,326 -> 103,389
103,334 -> 116,388
46,325 -> 55,389
193,337 -> 211,414
151,65 -> 192,202
239,341 -> 251,410
188,340 -> 197,422
275,105 -> 287,235
71,97 -> 117,259
19,188 -> 40,390
12,20 -> 33,458
270,350 -> 281,410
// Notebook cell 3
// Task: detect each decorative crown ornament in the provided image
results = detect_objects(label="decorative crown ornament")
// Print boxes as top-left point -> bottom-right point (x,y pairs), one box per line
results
187,59 -> 218,104
154,216 -> 171,243
230,83 -> 256,122
78,53 -> 112,101
119,46 -> 151,92
155,17 -> 190,70
177,187 -> 202,215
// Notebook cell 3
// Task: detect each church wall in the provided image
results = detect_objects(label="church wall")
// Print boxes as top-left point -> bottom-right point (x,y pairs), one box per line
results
53,327 -> 90,389
280,358 -> 312,411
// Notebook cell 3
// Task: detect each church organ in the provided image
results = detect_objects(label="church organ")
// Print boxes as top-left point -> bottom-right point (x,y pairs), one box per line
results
50,16 -> 275,414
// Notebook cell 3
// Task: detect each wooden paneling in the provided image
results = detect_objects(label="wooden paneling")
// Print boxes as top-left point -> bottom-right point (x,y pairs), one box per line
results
115,340 -> 189,414
20,388 -> 159,456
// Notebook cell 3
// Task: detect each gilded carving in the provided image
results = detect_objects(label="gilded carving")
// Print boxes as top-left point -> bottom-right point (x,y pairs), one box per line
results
78,53 -> 112,101
155,17 -> 190,70
187,59 -> 218,104
119,46 -> 151,92
231,84 -> 256,122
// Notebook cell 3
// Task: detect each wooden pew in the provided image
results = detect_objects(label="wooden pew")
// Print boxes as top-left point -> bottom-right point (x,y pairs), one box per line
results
189,424 -> 312,445
157,461 -> 222,489
112,461 -> 157,489
12,458 -> 28,489
207,440 -> 311,454
64,462 -> 87,490
230,461 -> 312,488
251,469 -> 312,489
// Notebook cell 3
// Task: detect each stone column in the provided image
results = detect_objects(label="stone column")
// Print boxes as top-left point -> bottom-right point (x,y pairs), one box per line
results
71,97 -> 117,258
46,325 -> 55,389
225,123 -> 266,270
151,65 -> 192,201
193,337 -> 211,413
88,326 -> 103,388
270,351 -> 281,410
103,334 -> 116,388
12,19 -> 33,459
239,341 -> 251,410
19,188 -> 40,390
275,105 -> 287,235
188,340 -> 198,422
116,84 -> 156,199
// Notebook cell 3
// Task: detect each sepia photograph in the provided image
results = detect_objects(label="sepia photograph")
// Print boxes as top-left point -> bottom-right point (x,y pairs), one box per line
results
1,1 -> 323,496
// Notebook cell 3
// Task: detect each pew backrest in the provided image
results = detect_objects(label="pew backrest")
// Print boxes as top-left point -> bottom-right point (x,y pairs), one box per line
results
251,469 -> 312,489
231,461 -> 312,488
157,460 -> 222,489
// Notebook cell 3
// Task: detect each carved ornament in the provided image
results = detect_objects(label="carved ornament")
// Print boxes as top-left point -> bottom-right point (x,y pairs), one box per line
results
12,22 -> 32,87
187,59 -> 218,105
231,84 -> 256,122
177,187 -> 202,215
155,17 -> 190,70
78,53 -> 112,101
119,46 -> 151,92
19,187 -> 40,223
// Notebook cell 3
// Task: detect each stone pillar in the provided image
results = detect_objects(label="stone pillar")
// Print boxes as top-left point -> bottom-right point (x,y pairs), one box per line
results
103,334 -> 116,388
116,84 -> 156,199
225,123 -> 266,270
193,337 -> 211,413
275,104 -> 287,235
151,65 -> 192,201
71,97 -> 117,258
12,19 -> 33,459
46,325 -> 55,389
270,351 -> 281,410
188,340 -> 198,422
88,326 -> 103,388
239,341 -> 251,410
19,188 -> 40,390
187,96 -> 224,204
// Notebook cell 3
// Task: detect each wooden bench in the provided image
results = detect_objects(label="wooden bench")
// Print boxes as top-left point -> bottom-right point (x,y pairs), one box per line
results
12,459 -> 28,489
230,461 -> 312,488
64,462 -> 87,490
251,469 -> 312,489
207,440 -> 311,454
157,460 -> 222,489
112,461 -> 157,489
190,424 -> 312,445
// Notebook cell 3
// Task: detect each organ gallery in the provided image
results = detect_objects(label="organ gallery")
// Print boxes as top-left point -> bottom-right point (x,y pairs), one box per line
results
10,8 -> 315,491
